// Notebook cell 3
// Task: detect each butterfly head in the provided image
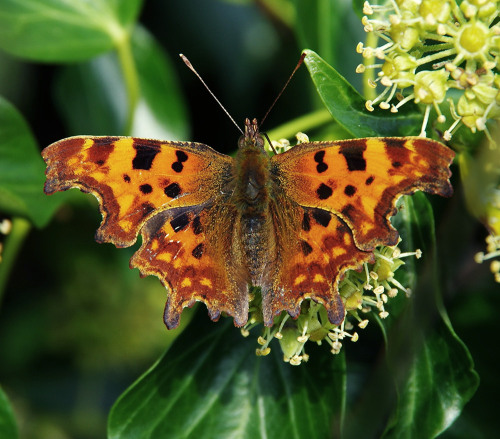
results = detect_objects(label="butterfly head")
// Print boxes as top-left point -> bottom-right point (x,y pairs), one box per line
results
239,118 -> 265,151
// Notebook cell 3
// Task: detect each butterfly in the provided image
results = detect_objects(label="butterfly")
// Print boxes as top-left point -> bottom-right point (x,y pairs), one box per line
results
42,118 -> 454,329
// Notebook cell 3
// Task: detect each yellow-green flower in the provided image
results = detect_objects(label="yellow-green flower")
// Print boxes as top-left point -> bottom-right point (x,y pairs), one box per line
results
358,0 -> 500,145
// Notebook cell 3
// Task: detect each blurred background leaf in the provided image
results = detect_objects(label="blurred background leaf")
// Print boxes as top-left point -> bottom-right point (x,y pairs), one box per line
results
0,387 -> 18,439
0,96 -> 63,227
0,0 -> 144,62
54,26 -> 188,139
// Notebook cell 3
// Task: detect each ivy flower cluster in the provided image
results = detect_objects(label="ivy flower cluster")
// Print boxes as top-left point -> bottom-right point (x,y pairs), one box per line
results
357,0 -> 500,144
238,135 -> 421,365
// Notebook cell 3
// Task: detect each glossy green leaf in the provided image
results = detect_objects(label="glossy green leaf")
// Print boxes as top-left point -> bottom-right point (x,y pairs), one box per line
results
0,97 -> 64,227
381,194 -> 479,438
54,26 -> 188,140
109,315 -> 345,439
0,0 -> 144,62
383,314 -> 479,439
343,193 -> 478,438
303,49 -> 422,137
0,386 -> 18,439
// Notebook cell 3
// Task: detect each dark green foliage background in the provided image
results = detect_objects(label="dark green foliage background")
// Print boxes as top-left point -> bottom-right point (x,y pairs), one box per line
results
0,1 -> 495,438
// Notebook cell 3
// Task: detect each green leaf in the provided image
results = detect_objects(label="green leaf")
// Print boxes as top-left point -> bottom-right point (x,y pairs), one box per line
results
108,315 -> 345,439
303,49 -> 422,137
0,386 -> 18,439
294,0 -> 360,73
0,0 -> 144,62
383,314 -> 479,439
54,26 -> 188,140
343,193 -> 478,438
381,194 -> 479,439
0,96 -> 64,227
295,0 -> 337,66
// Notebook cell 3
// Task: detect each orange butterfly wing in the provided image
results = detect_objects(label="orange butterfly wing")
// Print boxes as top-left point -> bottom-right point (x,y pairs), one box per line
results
42,136 -> 248,328
264,202 -> 374,326
265,137 -> 454,325
273,137 -> 454,250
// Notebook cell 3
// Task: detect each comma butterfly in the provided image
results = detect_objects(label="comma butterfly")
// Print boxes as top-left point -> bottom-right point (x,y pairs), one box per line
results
42,117 -> 454,329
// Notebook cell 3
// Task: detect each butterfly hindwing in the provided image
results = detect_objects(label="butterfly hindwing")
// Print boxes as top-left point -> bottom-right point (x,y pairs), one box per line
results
130,205 -> 249,329
264,203 -> 374,326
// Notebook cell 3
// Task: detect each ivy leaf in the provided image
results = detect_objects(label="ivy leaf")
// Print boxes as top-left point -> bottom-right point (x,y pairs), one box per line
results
383,312 -> 479,439
303,49 -> 422,137
342,193 -> 478,438
381,194 -> 479,438
108,315 -> 345,439
0,97 -> 64,227
0,386 -> 18,439
54,26 -> 188,140
0,0 -> 144,62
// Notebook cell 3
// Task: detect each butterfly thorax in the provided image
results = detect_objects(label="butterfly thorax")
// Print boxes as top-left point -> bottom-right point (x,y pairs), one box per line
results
234,118 -> 270,214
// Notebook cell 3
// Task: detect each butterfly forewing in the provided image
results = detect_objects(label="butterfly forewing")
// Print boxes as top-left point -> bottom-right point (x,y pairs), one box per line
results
272,137 -> 454,251
43,136 -> 233,247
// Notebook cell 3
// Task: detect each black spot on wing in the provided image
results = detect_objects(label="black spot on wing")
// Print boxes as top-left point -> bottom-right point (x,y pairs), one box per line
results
171,150 -> 189,173
139,184 -> 153,194
164,182 -> 181,198
192,215 -> 203,235
339,142 -> 367,171
192,243 -> 204,259
176,150 -> 188,162
300,240 -> 313,256
344,185 -> 357,196
317,183 -> 333,200
314,150 -> 328,173
312,209 -> 331,228
302,212 -> 311,232
123,174 -> 131,183
170,212 -> 190,232
365,176 -> 374,185
133,143 -> 160,170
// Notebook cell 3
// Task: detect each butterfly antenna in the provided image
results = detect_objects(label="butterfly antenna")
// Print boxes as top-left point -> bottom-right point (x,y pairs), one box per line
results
180,54 -> 244,135
259,52 -> 306,128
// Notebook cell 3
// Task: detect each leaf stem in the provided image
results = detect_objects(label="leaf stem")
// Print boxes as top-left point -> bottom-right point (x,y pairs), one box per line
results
115,31 -> 139,136
266,109 -> 332,140
0,217 -> 31,308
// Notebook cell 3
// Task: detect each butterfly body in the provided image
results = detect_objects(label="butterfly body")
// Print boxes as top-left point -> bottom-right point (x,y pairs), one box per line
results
231,120 -> 276,288
42,119 -> 454,329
